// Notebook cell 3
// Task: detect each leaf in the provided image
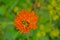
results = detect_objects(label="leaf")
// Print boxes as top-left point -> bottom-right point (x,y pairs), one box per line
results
0,6 -> 6,16
39,36 -> 49,40
2,24 -> 19,40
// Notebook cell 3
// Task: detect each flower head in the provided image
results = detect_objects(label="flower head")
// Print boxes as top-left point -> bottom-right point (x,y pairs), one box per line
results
14,10 -> 38,34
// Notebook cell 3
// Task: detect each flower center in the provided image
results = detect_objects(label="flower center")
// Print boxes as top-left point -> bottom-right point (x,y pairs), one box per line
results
22,20 -> 29,27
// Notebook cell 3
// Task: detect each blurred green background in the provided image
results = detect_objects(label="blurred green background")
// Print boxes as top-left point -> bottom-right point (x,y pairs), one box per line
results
0,0 -> 60,40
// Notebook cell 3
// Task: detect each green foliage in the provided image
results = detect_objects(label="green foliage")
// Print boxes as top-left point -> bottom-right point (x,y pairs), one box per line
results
0,0 -> 60,40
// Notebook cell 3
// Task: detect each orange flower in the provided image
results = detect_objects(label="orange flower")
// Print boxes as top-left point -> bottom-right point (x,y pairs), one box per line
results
36,2 -> 41,8
14,10 -> 38,34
